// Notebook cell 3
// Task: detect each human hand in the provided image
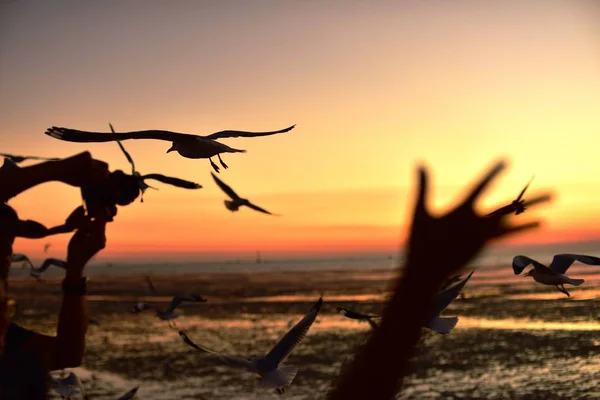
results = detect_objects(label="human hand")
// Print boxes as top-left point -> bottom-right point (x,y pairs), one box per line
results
54,151 -> 109,188
405,160 -> 552,281
64,206 -> 87,231
66,215 -> 107,273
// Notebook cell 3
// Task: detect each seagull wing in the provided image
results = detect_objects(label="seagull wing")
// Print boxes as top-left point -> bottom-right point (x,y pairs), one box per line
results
512,255 -> 549,275
549,254 -> 600,274
431,270 -> 474,316
45,126 -> 198,143
140,174 -> 202,190
178,330 -> 253,370
245,201 -> 278,216
145,276 -> 158,295
0,153 -> 59,162
337,308 -> 379,320
32,258 -> 66,275
164,296 -> 185,314
204,124 -> 296,140
515,175 -> 535,202
110,124 -> 137,175
117,385 -> 140,400
211,173 -> 240,200
522,194 -> 553,208
264,297 -> 323,366
55,372 -> 86,399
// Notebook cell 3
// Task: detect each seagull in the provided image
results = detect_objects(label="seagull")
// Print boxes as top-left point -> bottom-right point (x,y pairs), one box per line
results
487,176 -> 552,217
179,297 -> 322,395
30,258 -> 67,281
109,123 -> 202,202
336,308 -> 380,329
117,386 -> 140,400
512,254 -> 600,297
0,153 -> 60,164
45,124 -> 296,173
11,253 -> 33,270
211,172 -> 279,215
44,243 -> 52,253
131,294 -> 207,324
426,270 -> 474,334
50,371 -> 88,399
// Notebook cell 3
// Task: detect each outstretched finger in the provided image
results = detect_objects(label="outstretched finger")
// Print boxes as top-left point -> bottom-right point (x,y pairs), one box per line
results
494,221 -> 541,239
414,166 -> 429,214
522,193 -> 554,208
464,160 -> 507,205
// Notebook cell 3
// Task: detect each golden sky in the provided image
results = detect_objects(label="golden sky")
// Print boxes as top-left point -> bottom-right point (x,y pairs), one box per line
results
1,0 -> 599,261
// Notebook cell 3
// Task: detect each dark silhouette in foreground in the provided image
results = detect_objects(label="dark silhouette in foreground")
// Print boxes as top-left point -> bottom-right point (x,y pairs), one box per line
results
0,153 -> 60,164
327,160 -> 552,400
211,172 -> 280,215
513,254 -> 600,297
46,123 -> 296,173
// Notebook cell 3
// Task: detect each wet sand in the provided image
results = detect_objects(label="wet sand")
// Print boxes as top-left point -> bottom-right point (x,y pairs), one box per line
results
7,266 -> 600,399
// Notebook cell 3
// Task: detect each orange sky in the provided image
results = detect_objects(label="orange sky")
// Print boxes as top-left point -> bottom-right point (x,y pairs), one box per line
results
1,1 -> 600,261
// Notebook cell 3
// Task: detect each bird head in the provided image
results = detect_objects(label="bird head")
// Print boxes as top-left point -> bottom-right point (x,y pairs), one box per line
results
166,142 -> 178,153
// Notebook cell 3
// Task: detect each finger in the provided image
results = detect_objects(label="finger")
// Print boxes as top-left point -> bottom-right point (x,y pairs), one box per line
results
414,165 -> 429,214
495,221 -> 541,239
522,193 -> 554,208
465,160 -> 507,205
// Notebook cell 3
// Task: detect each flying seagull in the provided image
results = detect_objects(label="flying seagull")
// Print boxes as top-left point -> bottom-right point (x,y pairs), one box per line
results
336,308 -> 380,329
131,294 -> 207,324
30,258 -> 67,281
338,273 -> 471,333
45,124 -> 296,173
211,172 -> 279,216
50,371 -> 88,399
179,297 -> 322,395
512,254 -> 600,297
0,153 -> 60,164
487,176 -> 552,217
11,253 -> 33,270
426,270 -> 474,334
117,386 -> 140,400
109,123 -> 202,202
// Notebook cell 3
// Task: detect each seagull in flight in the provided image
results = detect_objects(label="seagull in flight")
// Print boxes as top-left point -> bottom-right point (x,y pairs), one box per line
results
131,294 -> 207,325
30,258 -> 67,281
117,386 -> 140,400
45,123 -> 296,173
487,175 -> 551,217
337,273 -> 471,333
179,297 -> 322,395
11,253 -> 33,270
50,371 -> 88,399
513,254 -> 600,297
0,153 -> 60,164
337,308 -> 380,329
109,123 -> 202,202
211,172 -> 279,216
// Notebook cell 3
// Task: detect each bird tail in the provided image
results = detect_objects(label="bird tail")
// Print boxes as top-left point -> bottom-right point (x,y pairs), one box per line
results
224,200 -> 239,211
427,316 -> 458,335
566,278 -> 585,286
259,365 -> 298,390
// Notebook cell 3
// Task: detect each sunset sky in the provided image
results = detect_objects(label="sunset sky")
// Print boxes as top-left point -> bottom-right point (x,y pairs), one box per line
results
1,0 -> 599,261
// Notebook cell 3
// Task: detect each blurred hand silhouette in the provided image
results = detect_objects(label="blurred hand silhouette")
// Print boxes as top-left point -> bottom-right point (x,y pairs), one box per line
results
405,160 -> 549,280
329,159 -> 553,400
56,151 -> 109,188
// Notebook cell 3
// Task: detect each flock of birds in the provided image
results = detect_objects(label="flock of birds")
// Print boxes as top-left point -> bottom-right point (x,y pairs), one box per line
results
3,123 -> 600,398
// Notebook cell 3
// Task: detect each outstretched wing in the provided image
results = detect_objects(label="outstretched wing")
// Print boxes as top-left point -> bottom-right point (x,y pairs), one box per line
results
53,372 -> 86,399
32,258 -> 67,275
431,270 -> 474,316
516,175 -> 535,202
141,174 -> 202,189
512,255 -> 548,275
337,307 -> 379,320
211,172 -> 240,200
145,276 -> 158,295
118,385 -> 140,400
45,126 -> 198,143
178,330 -> 253,370
110,124 -> 137,174
522,194 -> 553,208
164,296 -> 184,314
246,201 -> 279,216
264,297 -> 323,366
0,153 -> 59,162
204,124 -> 296,140
549,254 -> 600,274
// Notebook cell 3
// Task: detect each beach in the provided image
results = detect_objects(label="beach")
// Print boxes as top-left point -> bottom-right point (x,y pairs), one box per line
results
8,261 -> 600,399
